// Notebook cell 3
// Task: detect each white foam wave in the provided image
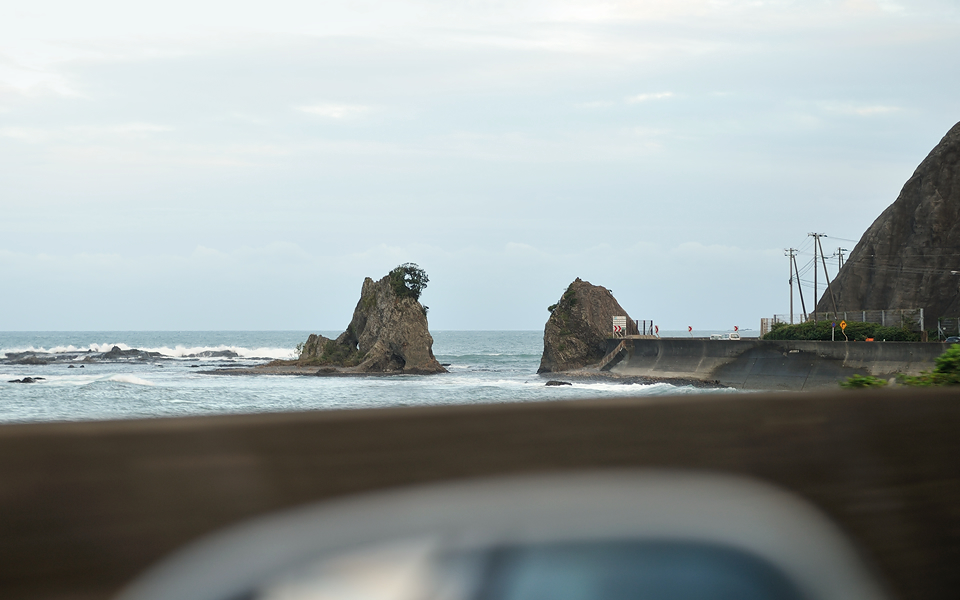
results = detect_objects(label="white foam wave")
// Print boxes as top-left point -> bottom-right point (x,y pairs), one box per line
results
1,343 -> 297,360
156,345 -> 296,360
432,376 -> 722,396
3,374 -> 156,387
1,342 -> 135,354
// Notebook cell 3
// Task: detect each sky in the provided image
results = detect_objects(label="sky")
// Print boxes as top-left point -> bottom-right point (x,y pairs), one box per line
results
1,0 -> 959,331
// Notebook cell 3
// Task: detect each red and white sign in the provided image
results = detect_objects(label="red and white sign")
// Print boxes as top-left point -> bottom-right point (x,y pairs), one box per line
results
612,316 -> 627,337
734,325 -> 739,332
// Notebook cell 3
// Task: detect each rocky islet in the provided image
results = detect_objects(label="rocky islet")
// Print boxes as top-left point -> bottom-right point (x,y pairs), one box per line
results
294,267 -> 446,375
538,278 -> 634,374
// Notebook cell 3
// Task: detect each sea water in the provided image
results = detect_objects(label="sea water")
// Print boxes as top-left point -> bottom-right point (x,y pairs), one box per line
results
0,331 -> 732,424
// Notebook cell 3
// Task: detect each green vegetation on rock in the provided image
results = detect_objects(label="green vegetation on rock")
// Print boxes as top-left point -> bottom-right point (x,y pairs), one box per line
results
898,344 -> 960,387
763,320 -> 921,342
389,263 -> 429,300
840,374 -> 888,389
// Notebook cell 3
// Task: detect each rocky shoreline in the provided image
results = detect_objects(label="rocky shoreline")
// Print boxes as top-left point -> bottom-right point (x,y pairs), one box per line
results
2,346 -> 272,383
198,363 -> 727,388
539,369 -> 730,389
198,362 -> 416,377
2,347 -> 247,366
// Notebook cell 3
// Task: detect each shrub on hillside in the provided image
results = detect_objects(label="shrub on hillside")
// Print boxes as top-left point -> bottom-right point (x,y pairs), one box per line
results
840,374 -> 888,389
899,344 -> 960,386
763,320 -> 921,342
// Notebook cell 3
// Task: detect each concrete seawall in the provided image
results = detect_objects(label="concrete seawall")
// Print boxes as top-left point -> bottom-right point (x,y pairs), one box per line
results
604,338 -> 947,390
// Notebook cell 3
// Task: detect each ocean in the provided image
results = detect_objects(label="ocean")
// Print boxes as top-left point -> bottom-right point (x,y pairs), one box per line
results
0,330 -> 737,424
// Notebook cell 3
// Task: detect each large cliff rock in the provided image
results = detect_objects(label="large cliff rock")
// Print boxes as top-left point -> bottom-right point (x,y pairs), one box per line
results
299,268 -> 446,374
815,121 -> 960,319
538,278 -> 633,373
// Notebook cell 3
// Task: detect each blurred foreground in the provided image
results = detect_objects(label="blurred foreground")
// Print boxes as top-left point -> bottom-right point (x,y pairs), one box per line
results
0,389 -> 958,600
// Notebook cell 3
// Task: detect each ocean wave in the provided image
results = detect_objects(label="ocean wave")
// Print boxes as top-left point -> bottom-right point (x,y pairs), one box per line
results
0,343 -> 297,360
0,342 -> 139,354
3,374 -> 156,387
105,375 -> 156,386
155,345 -> 296,360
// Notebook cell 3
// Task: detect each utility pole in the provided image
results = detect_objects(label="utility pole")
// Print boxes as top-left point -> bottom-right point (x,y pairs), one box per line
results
793,252 -> 808,322
837,247 -> 848,271
808,233 -> 821,322
816,235 -> 840,318
785,248 -> 797,324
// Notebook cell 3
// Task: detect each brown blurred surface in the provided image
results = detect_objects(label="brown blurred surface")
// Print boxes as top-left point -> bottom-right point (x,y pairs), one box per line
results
0,389 -> 958,600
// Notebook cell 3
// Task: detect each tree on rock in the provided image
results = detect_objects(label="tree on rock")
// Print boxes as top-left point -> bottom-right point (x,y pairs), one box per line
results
389,263 -> 429,300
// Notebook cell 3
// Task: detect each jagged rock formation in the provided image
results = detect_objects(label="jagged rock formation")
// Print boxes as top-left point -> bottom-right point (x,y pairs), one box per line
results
815,121 -> 960,319
299,271 -> 446,374
538,278 -> 633,373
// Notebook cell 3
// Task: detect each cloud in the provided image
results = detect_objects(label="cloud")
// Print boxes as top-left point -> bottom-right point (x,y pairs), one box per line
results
1,122 -> 171,145
0,61 -> 83,98
0,126 -> 50,143
576,100 -> 615,108
70,123 -> 173,135
819,102 -> 901,116
298,104 -> 370,119
627,92 -> 674,103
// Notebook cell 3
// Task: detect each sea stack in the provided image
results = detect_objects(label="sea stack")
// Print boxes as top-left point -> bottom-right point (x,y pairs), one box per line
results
299,264 -> 446,374
816,121 -> 960,318
538,278 -> 633,373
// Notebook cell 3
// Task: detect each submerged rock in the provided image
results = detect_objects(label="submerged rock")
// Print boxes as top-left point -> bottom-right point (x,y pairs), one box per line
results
545,380 -> 572,386
538,278 -> 633,373
298,265 -> 446,374
4,352 -> 52,365
186,350 -> 240,358
817,121 -> 960,318
101,346 -> 164,360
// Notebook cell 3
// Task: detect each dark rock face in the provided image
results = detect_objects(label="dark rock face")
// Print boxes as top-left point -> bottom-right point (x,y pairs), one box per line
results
538,278 -> 633,373
299,334 -> 333,362
299,273 -> 446,374
816,121 -> 960,318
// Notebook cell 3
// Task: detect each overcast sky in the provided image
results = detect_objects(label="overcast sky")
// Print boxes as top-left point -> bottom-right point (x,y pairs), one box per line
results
1,0 -> 958,331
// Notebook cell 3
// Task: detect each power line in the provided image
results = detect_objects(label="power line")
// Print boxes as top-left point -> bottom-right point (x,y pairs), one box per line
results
844,263 -> 960,276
